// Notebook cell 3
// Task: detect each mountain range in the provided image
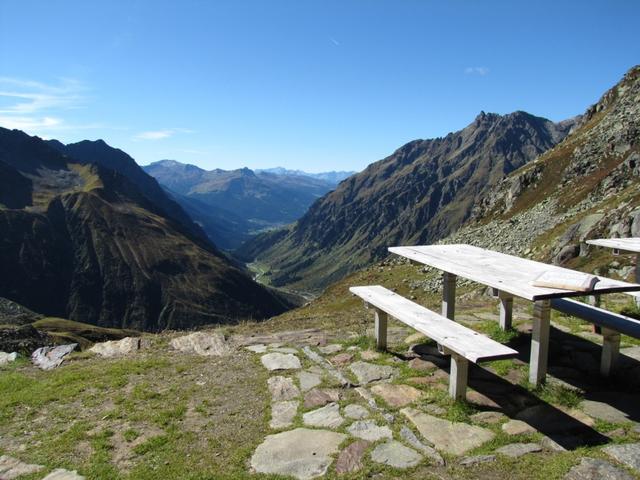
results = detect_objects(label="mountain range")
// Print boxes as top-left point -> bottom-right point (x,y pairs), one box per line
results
143,160 -> 353,250
237,110 -> 578,292
0,130 -> 291,331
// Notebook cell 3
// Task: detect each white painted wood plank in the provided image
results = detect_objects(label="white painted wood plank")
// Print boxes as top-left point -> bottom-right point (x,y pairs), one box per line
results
529,299 -> 550,386
375,308 -> 388,351
389,244 -> 640,301
449,353 -> 468,401
350,285 -> 518,363
587,238 -> 640,253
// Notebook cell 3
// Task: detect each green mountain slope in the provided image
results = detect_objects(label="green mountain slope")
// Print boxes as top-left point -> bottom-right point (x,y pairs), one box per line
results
0,128 -> 292,331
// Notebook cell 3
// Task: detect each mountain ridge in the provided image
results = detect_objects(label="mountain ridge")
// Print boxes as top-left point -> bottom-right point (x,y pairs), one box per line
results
238,110 -> 577,292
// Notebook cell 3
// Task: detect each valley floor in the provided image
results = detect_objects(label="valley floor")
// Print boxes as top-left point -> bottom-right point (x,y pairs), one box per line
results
2,261 -> 640,480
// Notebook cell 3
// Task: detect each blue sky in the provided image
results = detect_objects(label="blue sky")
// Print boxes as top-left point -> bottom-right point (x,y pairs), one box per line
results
0,1 -> 638,172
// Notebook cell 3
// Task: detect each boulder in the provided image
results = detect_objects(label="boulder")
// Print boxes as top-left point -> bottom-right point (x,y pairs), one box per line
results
261,352 -> 302,371
31,344 -> 77,370
88,337 -> 141,357
170,332 -> 232,356
42,469 -> 86,480
0,351 -> 18,366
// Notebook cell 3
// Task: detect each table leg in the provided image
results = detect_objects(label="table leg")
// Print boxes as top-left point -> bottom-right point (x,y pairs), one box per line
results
600,327 -> 620,377
442,272 -> 456,321
375,308 -> 388,351
636,254 -> 640,307
498,291 -> 513,330
529,299 -> 550,387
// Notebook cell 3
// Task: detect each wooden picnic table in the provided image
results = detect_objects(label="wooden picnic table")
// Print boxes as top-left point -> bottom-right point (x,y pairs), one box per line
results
389,244 -> 640,386
587,238 -> 640,305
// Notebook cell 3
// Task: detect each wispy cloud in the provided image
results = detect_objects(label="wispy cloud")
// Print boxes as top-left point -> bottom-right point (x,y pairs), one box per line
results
464,66 -> 489,76
0,77 -> 99,137
329,37 -> 340,46
134,128 -> 194,141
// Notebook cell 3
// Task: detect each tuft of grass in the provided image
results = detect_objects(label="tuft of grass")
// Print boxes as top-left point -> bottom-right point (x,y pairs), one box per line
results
477,321 -> 519,343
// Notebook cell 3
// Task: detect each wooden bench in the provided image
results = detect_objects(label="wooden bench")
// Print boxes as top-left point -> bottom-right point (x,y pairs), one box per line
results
350,285 -> 518,400
550,298 -> 640,376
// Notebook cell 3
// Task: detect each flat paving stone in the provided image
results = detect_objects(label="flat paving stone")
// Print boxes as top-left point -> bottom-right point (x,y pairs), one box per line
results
272,347 -> 299,354
344,404 -> 369,420
580,399 -> 636,425
250,428 -> 347,480
347,420 -> 392,442
370,441 -> 423,469
0,455 -> 43,479
303,388 -> 341,409
270,401 -> 298,429
303,403 -> 344,429
495,443 -> 542,458
470,411 -> 507,425
329,352 -> 353,366
408,358 -> 438,371
401,407 -> 495,456
564,457 -> 634,480
268,376 -> 300,402
603,443 -> 640,473
319,344 -> 343,355
261,353 -> 302,371
245,344 -> 267,353
460,455 -> 496,466
502,419 -> 537,435
42,469 -> 86,480
360,350 -> 381,361
370,383 -> 423,408
400,426 -> 444,466
349,361 -> 397,385
335,440 -> 370,474
515,404 -> 594,433
297,371 -> 322,392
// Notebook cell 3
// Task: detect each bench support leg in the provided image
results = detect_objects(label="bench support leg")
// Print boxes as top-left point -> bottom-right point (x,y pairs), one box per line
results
600,327 -> 620,377
449,353 -> 468,401
498,291 -> 513,330
442,272 -> 456,321
529,299 -> 550,387
375,308 -> 388,351
636,254 -> 640,307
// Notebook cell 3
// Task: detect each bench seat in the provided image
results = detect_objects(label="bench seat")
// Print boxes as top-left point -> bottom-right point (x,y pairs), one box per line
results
350,285 -> 518,399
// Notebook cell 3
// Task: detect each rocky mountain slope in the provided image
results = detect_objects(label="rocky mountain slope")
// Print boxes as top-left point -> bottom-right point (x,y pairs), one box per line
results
0,128 -> 291,331
144,160 -> 343,250
239,111 -> 576,292
441,65 -> 640,277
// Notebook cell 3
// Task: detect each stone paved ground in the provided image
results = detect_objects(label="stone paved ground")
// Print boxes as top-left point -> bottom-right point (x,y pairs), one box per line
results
245,326 -> 640,479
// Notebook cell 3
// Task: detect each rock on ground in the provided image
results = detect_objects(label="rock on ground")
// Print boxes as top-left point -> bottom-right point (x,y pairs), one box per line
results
302,403 -> 344,429
31,344 -> 77,370
261,352 -> 302,371
370,384 -> 423,408
270,401 -> 298,430
401,407 -> 495,456
603,443 -> 640,473
297,371 -> 322,392
344,404 -> 369,420
580,400 -> 634,425
349,361 -> 397,385
370,441 -> 423,469
502,419 -> 537,435
335,440 -> 370,474
170,332 -> 232,356
347,420 -> 392,442
564,457 -> 634,480
495,443 -> 542,458
460,455 -> 496,466
0,351 -> 18,366
245,344 -> 267,353
0,455 -> 43,479
268,376 -> 300,402
470,411 -> 507,424
303,389 -> 341,409
400,426 -> 444,466
319,344 -> 343,355
88,337 -> 140,357
250,428 -> 346,480
42,469 -> 86,480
